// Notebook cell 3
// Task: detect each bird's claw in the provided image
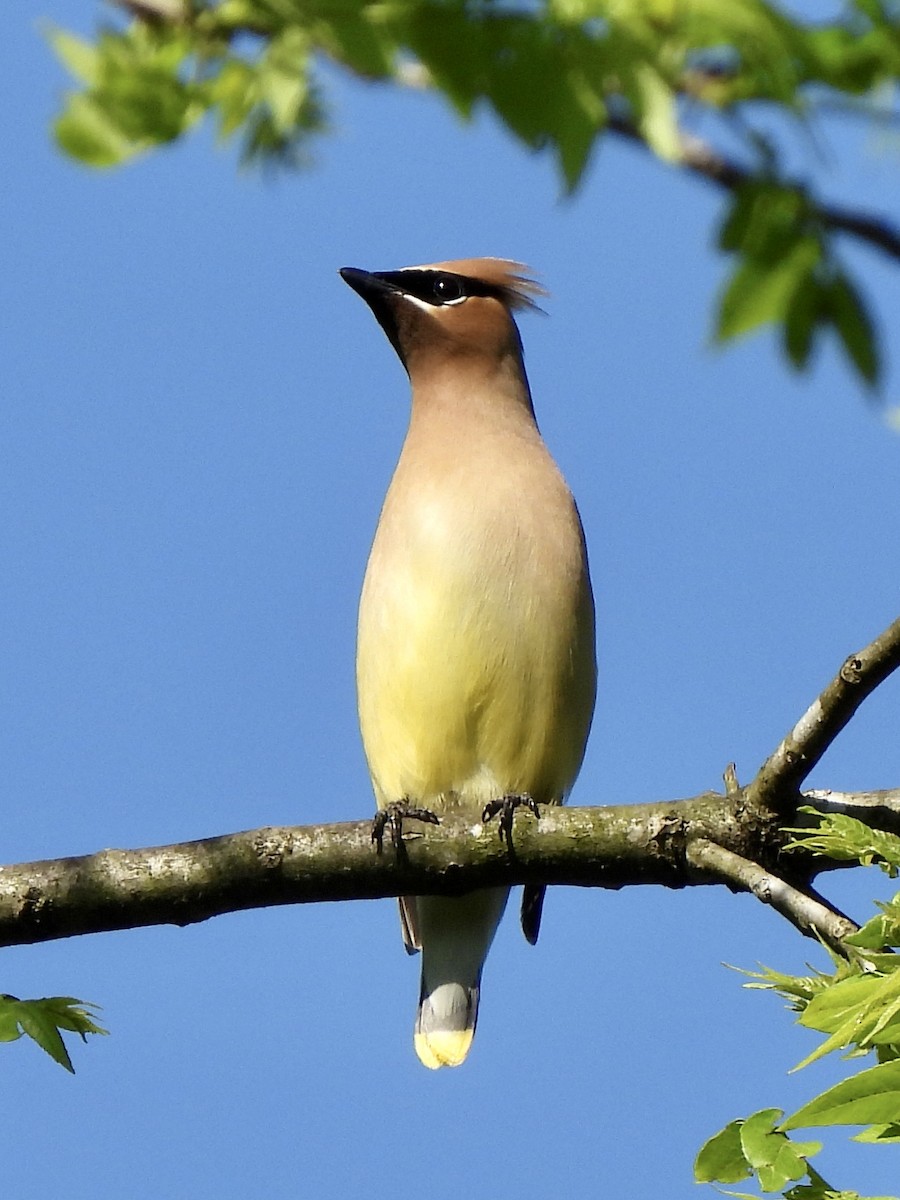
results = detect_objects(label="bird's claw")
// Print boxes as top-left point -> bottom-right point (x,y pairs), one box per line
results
371,800 -> 440,854
481,792 -> 541,848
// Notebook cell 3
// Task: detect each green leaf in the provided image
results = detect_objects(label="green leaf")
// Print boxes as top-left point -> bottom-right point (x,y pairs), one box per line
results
17,1005 -> 76,1072
54,94 -> 139,168
49,23 -> 202,167
0,1000 -> 24,1042
738,961 -> 843,1011
785,1181 -> 898,1200
785,812 -> 900,874
694,1119 -> 751,1184
716,235 -> 821,341
46,25 -> 100,85
719,184 -> 761,253
783,273 -> 823,369
480,20 -> 560,145
209,60 -> 258,139
258,28 -> 311,133
794,971 -> 900,1069
0,995 -> 106,1072
737,1109 -> 820,1191
39,995 -> 107,1039
847,897 -> 900,951
106,73 -> 197,143
630,62 -> 680,162
695,1111 -> 822,1193
782,1161 -> 836,1199
718,184 -> 808,262
553,64 -> 605,193
315,6 -> 395,78
739,1108 -> 785,1167
783,1059 -> 900,1130
853,1120 -> 900,1144
400,7 -> 488,116
798,973 -> 885,1037
757,1137 -> 821,1192
822,271 -> 881,388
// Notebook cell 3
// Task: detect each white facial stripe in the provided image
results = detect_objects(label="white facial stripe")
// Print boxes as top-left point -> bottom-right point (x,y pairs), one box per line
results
401,292 -> 467,310
402,294 -> 433,312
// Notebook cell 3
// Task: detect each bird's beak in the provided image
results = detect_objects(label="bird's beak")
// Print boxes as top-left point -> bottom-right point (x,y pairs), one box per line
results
340,267 -> 407,369
339,267 -> 397,304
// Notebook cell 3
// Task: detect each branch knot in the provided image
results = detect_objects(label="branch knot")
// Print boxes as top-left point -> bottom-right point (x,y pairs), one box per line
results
253,831 -> 288,870
840,654 -> 864,684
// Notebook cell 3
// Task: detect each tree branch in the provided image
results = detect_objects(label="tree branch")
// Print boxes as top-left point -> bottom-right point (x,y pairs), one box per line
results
606,115 -> 900,264
0,795 -> 718,948
685,837 -> 859,953
746,615 -> 900,813
0,783 -> 890,951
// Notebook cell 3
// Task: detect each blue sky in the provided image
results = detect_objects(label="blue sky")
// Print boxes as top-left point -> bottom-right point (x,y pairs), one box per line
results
3,7 -> 900,1198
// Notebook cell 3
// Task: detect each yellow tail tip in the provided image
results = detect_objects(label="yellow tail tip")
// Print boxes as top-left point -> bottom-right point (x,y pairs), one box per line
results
414,1029 -> 474,1070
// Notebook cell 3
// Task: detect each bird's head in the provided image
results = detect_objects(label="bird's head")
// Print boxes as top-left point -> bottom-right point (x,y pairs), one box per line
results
339,258 -> 544,378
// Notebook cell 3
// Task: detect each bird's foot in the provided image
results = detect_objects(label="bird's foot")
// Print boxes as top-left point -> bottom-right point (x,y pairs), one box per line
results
481,792 -> 541,849
371,800 -> 440,854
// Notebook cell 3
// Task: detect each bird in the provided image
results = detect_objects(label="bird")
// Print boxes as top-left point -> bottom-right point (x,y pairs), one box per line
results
340,258 -> 596,1069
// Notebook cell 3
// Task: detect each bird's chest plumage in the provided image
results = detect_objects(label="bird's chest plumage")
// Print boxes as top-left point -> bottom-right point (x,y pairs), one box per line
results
357,439 -> 595,812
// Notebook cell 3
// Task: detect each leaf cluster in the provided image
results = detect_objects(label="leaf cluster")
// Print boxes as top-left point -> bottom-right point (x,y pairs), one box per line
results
786,811 -> 900,877
715,183 -> 879,387
0,993 -> 107,1073
45,1 -> 900,387
695,817 -> 900,1197
49,19 -> 324,168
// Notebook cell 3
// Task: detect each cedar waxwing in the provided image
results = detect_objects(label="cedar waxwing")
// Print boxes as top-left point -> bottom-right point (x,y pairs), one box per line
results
341,258 -> 596,1069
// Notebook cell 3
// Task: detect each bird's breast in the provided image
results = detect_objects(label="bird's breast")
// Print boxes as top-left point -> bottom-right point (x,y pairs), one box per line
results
357,438 -> 596,813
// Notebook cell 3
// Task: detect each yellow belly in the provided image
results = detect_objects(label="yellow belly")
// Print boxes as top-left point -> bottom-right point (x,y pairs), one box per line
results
357,481 -> 595,815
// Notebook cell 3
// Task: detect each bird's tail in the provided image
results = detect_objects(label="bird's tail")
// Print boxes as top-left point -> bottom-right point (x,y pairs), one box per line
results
412,888 -> 509,1069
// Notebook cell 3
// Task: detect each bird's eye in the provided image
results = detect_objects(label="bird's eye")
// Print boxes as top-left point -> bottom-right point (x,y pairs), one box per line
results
432,274 -> 465,303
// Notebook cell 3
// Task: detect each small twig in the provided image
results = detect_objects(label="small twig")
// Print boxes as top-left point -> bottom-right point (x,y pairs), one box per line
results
746,615 -> 900,813
803,789 -> 900,838
685,837 -> 859,953
804,788 -> 900,817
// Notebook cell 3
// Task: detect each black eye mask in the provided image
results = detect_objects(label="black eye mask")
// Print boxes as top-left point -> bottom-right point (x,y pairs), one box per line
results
373,269 -> 500,307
